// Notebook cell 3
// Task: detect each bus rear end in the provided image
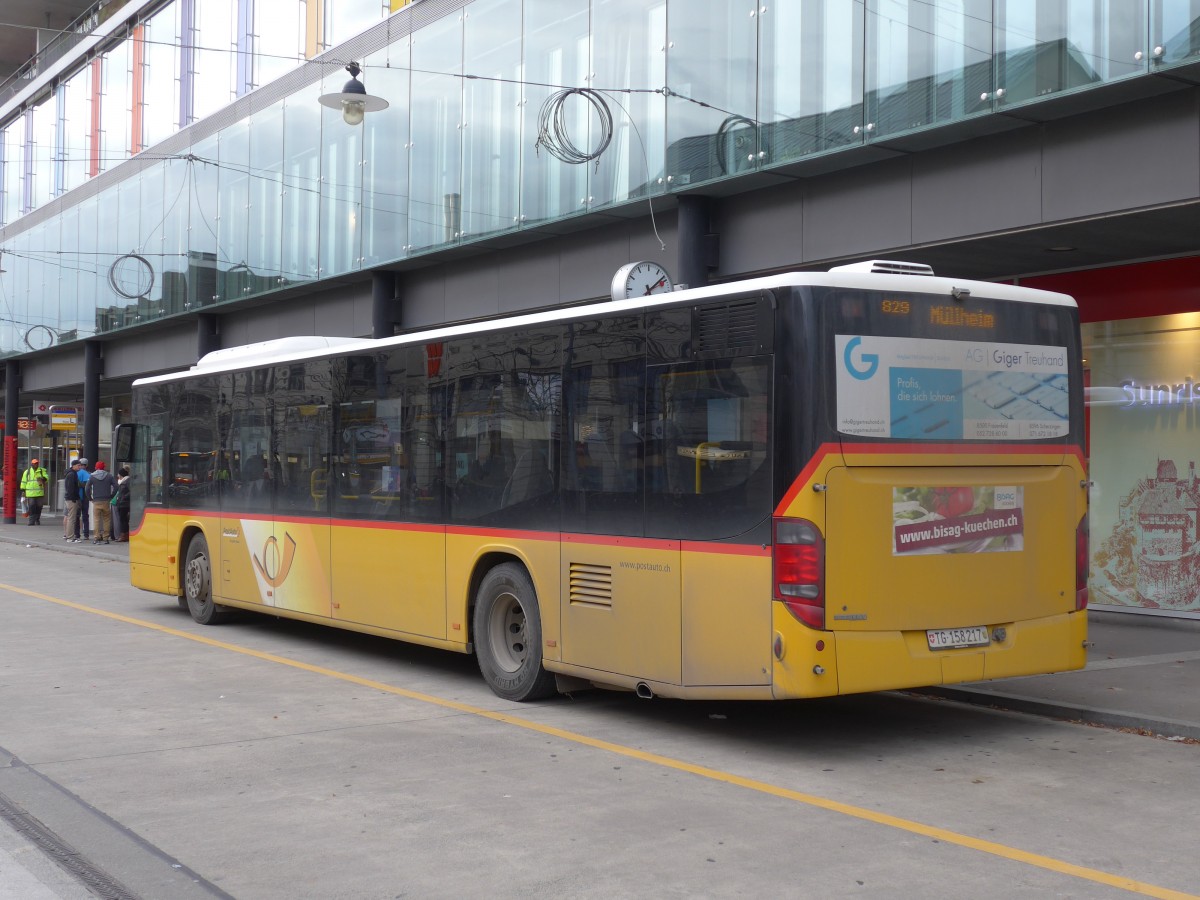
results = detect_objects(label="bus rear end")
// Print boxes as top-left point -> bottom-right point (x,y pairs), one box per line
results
771,273 -> 1088,699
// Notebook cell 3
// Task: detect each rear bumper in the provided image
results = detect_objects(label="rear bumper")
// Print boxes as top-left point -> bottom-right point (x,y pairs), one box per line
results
772,604 -> 1087,699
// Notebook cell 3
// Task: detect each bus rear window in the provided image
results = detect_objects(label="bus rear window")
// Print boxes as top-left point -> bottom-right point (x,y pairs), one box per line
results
826,291 -> 1078,443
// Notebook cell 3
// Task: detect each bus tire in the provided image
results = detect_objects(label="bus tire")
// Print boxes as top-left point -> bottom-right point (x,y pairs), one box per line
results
473,563 -> 557,701
183,534 -> 229,625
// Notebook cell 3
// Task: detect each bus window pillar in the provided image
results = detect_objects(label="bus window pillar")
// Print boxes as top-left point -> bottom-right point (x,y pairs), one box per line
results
3,359 -> 20,524
84,341 -> 103,466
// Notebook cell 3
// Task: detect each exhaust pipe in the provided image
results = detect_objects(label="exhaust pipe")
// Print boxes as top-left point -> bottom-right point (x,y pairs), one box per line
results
635,682 -> 654,700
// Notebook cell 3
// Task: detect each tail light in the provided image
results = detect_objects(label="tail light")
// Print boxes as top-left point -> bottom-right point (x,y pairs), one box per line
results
774,517 -> 824,628
1076,515 -> 1089,611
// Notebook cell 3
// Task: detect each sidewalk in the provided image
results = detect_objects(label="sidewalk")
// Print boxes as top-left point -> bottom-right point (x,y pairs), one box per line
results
2,517 -> 1199,740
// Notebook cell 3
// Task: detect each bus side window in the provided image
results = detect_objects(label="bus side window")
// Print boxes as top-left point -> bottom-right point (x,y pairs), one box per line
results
647,357 -> 771,541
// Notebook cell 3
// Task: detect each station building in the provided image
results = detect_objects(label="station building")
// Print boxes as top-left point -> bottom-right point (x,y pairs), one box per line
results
1,0 -> 1199,619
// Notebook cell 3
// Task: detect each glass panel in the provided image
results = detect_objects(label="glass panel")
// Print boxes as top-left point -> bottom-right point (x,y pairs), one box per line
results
61,65 -> 91,195
666,0 -> 756,186
410,14 -> 463,252
193,0 -> 236,122
75,195 -> 100,338
253,0 -> 305,89
95,180 -> 122,332
323,0 -> 387,49
57,203 -> 82,343
1153,0 -> 1200,66
29,98 -> 56,210
360,41 -> 409,267
170,377 -> 221,511
867,1 -> 994,139
462,0 -> 522,239
136,164 -> 165,318
281,81 -> 321,285
99,39 -> 133,173
318,68 -> 363,277
156,155 -> 191,314
225,370 -> 274,515
997,0 -> 1146,107
759,0 -> 865,164
247,99 -> 285,294
276,361 -> 331,517
521,0 -> 590,225
143,0 -> 181,147
593,0 -> 666,205
189,133 -> 220,308
217,117 -> 252,299
3,116 -> 26,222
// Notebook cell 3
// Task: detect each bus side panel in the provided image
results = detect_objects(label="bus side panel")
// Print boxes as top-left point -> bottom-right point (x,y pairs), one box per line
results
331,523 -> 447,638
559,536 -> 680,685
680,544 -> 771,686
130,508 -> 174,595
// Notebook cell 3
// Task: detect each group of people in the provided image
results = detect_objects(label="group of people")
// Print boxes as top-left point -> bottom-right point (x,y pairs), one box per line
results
17,457 -> 131,544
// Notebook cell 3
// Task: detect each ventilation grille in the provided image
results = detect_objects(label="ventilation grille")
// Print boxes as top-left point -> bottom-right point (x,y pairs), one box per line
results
569,562 -> 613,609
697,301 -> 759,354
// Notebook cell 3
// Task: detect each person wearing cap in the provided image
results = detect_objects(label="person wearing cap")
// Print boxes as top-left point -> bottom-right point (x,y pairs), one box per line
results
20,457 -> 50,525
76,458 -> 91,540
63,458 -> 84,541
85,461 -> 116,544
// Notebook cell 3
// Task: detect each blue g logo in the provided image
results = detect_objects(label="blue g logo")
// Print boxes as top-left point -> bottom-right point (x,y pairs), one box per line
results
844,336 -> 879,381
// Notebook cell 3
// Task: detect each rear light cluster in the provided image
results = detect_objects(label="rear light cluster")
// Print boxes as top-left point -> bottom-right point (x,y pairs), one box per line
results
774,517 -> 824,629
1076,515 -> 1089,611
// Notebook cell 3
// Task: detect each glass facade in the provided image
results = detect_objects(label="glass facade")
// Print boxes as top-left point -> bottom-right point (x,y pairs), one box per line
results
1,0 -> 1199,356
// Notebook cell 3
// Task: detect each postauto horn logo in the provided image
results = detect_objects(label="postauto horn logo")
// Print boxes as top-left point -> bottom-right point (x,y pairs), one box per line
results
844,336 -> 879,381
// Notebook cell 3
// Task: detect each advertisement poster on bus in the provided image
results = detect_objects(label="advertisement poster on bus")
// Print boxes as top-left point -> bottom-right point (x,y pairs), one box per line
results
835,335 -> 1070,441
892,486 -> 1024,555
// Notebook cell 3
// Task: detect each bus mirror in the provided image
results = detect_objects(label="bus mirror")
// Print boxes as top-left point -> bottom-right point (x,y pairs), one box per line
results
113,423 -> 137,462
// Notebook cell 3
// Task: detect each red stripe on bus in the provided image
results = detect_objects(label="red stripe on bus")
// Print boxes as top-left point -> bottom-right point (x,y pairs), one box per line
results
562,533 -> 681,552
681,541 -> 770,557
774,441 -> 1085,516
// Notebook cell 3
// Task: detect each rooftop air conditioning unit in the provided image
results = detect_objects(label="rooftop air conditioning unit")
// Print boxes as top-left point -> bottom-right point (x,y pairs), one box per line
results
829,260 -> 935,276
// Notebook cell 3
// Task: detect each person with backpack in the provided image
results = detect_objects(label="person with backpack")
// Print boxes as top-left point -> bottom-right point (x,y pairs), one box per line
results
86,461 -> 116,544
20,458 -> 49,525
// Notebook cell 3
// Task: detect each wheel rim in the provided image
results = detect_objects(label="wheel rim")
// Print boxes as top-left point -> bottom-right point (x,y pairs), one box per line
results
486,590 -> 527,674
185,553 -> 209,605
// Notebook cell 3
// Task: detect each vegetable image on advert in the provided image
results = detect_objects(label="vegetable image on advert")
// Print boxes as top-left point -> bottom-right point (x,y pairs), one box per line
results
892,486 -> 1024,555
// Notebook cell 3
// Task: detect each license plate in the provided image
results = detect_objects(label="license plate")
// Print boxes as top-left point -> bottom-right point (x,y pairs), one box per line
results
927,626 -> 990,650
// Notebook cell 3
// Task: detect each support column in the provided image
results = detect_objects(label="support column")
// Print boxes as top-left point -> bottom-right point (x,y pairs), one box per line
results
3,360 -> 19,524
372,271 -> 399,340
84,341 -> 102,466
197,313 -> 220,359
676,195 -> 718,291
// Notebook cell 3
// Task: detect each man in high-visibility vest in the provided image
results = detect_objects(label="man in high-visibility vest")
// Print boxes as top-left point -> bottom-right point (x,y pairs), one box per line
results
20,458 -> 49,525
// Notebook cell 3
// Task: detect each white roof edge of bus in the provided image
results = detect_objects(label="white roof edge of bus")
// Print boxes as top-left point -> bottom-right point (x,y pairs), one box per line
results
133,270 -> 1076,386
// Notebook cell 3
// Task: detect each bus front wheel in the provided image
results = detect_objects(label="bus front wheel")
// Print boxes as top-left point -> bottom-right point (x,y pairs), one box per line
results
473,563 -> 557,701
184,534 -> 229,625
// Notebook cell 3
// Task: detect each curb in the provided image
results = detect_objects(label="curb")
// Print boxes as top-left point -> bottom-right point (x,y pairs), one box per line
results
0,534 -> 127,563
918,686 -> 1200,741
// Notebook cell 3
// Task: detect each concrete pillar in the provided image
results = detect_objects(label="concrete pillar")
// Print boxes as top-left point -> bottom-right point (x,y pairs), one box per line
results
197,313 -> 220,359
676,195 -> 718,291
84,341 -> 102,465
372,271 -> 399,340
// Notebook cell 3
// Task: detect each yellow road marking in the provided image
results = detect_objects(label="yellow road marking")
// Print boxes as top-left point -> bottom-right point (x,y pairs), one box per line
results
6,582 -> 1196,900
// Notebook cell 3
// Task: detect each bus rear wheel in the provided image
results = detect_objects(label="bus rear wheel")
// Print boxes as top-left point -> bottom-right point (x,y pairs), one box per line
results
474,563 -> 557,701
183,534 -> 230,625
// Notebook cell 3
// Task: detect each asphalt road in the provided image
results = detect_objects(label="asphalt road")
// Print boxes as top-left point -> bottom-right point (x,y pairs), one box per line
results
1,542 -> 1197,900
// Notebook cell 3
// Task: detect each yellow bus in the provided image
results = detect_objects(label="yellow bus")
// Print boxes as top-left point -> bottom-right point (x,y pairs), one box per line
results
118,262 -> 1088,701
